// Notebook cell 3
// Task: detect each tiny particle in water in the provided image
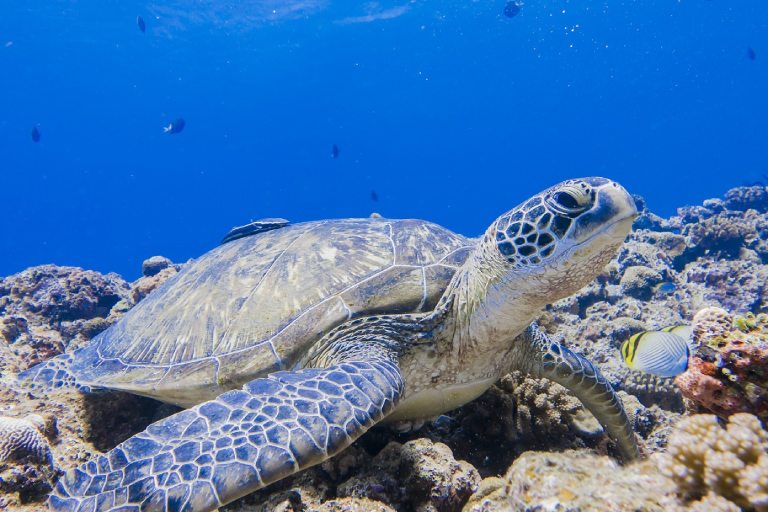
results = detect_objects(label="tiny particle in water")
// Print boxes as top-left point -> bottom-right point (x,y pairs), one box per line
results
503,0 -> 523,18
31,126 -> 40,142
748,47 -> 756,61
331,144 -> 339,159
137,15 -> 146,33
371,190 -> 379,202
163,118 -> 185,134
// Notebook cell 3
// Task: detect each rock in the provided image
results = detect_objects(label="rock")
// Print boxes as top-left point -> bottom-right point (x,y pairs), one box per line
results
338,439 -> 480,512
620,265 -> 663,300
0,265 -> 130,369
723,185 -> 768,213
463,449 -> 677,512
141,256 -> 174,277
675,308 -> 768,421
131,265 -> 179,303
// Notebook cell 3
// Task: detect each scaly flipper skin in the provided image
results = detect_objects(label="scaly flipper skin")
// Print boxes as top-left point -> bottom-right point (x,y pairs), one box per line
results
16,353 -> 91,393
518,324 -> 640,461
49,358 -> 403,512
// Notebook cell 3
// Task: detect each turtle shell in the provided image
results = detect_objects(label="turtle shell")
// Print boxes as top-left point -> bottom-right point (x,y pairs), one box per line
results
72,218 -> 473,406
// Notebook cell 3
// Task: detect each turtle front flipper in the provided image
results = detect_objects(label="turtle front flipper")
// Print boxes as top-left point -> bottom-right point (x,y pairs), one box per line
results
49,356 -> 403,512
516,324 -> 640,461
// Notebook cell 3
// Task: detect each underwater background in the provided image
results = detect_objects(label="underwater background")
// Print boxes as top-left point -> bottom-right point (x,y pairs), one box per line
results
1,0 -> 767,279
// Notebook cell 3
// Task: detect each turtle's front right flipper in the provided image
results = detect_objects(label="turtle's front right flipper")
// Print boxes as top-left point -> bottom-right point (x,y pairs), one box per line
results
516,324 -> 640,461
49,357 -> 403,512
15,352 -> 91,393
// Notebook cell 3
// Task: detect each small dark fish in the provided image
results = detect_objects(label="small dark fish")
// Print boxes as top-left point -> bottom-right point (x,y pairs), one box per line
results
163,118 -> 185,134
331,144 -> 339,159
31,126 -> 40,142
748,47 -> 756,61
137,15 -> 146,33
371,190 -> 379,202
503,0 -> 523,18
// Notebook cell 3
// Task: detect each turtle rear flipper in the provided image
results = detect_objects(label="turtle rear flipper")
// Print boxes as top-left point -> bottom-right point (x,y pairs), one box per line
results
16,352 -> 92,393
49,348 -> 403,512
518,324 -> 640,461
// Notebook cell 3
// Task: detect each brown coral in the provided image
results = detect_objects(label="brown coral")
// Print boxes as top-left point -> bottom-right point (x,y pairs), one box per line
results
656,413 -> 768,511
676,307 -> 768,421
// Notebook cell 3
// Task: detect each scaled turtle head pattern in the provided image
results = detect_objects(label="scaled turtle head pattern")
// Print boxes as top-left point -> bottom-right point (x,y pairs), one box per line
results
491,177 -> 636,298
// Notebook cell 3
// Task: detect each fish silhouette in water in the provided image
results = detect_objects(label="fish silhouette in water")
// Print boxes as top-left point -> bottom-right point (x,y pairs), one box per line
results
748,47 -> 757,61
31,126 -> 40,142
371,190 -> 379,202
163,118 -> 185,134
137,16 -> 146,33
503,1 -> 523,18
331,144 -> 339,159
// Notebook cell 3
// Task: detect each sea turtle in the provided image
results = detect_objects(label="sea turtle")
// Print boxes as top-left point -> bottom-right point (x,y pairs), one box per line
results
19,177 -> 640,512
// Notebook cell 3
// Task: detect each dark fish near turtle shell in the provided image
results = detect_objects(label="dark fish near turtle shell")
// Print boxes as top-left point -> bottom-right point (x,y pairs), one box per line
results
331,144 -> 339,158
137,15 -> 146,33
31,126 -> 40,142
748,47 -> 757,61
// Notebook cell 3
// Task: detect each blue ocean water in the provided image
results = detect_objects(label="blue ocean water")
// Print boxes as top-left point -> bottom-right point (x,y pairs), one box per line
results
1,1 -> 766,279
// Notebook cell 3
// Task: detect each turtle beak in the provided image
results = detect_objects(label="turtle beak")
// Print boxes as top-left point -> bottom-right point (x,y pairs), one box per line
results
570,179 -> 637,245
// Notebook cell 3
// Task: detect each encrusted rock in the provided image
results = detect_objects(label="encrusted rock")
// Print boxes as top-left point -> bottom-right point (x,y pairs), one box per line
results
463,449 -> 676,512
0,265 -> 130,368
131,266 -> 179,303
141,255 -> 174,277
620,265 -> 664,300
676,308 -> 768,421
724,185 -> 768,213
338,438 -> 480,512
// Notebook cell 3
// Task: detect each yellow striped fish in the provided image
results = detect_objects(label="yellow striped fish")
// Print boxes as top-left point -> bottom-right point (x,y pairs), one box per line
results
620,327 -> 691,377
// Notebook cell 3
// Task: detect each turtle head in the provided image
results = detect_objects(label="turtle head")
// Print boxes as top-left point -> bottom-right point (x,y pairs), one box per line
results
491,177 -> 637,301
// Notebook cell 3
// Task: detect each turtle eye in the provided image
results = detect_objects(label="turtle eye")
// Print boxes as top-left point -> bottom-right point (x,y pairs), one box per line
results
553,191 -> 579,209
546,183 -> 593,216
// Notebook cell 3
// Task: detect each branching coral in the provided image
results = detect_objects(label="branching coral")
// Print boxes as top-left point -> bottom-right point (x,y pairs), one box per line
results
656,413 -> 768,511
621,372 -> 684,412
497,371 -> 583,442
676,307 -> 768,421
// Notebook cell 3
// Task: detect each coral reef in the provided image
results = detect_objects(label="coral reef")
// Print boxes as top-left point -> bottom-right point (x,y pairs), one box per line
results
676,307 -> 768,421
0,265 -> 131,369
2,184 -> 768,510
656,413 -> 768,511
